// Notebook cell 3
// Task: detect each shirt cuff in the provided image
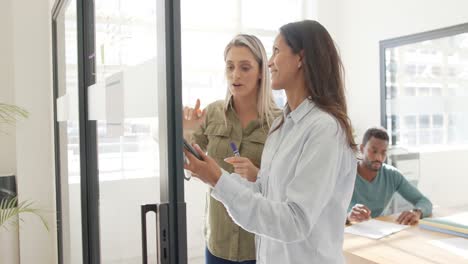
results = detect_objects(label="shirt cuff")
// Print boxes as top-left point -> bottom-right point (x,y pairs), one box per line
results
211,169 -> 241,204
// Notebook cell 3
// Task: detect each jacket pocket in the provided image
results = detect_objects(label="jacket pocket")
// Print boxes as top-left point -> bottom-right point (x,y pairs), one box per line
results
204,123 -> 232,137
242,130 -> 267,167
204,123 -> 232,161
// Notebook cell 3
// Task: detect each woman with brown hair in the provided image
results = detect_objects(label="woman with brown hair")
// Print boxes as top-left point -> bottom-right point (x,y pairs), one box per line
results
184,20 -> 357,264
183,34 -> 281,264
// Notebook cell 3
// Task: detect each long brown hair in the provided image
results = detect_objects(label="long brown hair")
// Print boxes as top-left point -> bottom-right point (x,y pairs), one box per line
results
275,20 -> 357,151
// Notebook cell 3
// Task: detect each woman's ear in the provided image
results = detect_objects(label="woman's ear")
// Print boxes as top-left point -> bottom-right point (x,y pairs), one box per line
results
298,50 -> 305,68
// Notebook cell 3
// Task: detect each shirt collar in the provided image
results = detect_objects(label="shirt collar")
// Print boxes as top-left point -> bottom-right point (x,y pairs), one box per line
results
226,97 -> 235,112
283,98 -> 316,124
227,97 -> 263,131
357,164 -> 383,184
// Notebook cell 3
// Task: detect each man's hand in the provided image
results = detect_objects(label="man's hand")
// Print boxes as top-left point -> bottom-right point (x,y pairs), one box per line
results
224,157 -> 259,182
348,204 -> 372,223
396,210 -> 422,225
184,144 -> 222,187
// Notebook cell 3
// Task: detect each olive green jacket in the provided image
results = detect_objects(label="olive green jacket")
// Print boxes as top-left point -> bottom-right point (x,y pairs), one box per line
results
192,100 -> 280,261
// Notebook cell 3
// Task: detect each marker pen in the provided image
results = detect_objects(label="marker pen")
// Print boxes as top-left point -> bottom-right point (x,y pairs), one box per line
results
229,142 -> 240,157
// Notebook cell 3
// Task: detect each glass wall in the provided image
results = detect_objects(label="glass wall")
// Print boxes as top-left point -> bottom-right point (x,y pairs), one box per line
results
91,0 -> 164,262
180,1 -> 309,262
180,0 -> 310,111
55,0 -> 83,263
53,0 -> 312,262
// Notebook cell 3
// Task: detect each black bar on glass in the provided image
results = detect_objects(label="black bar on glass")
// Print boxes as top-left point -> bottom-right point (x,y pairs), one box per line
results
77,0 -> 100,262
51,1 -> 65,262
162,0 -> 187,263
158,203 -> 170,264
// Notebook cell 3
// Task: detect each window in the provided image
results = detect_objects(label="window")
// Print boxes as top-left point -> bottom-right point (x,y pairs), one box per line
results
404,86 -> 416,96
419,115 -> 430,128
433,114 -> 444,128
418,87 -> 431,96
381,23 -> 468,148
404,115 -> 417,129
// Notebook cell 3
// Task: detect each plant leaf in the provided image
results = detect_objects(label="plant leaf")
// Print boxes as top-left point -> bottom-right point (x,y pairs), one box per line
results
0,103 -> 29,132
0,197 -> 49,232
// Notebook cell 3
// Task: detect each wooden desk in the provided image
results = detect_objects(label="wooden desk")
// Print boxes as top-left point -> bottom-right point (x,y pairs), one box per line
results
343,206 -> 468,264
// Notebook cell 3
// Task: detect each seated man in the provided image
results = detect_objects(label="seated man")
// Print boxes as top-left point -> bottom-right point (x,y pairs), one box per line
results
348,127 -> 433,225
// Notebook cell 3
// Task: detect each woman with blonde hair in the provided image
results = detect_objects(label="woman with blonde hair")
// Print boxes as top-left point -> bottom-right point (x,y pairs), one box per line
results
183,34 -> 281,264
184,20 -> 357,264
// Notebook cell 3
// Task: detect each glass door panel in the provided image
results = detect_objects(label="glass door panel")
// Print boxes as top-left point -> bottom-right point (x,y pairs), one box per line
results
55,0 -> 83,263
180,1 -> 306,262
91,0 -> 164,262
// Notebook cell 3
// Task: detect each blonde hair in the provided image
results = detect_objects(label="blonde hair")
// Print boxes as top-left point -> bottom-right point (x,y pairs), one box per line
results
223,34 -> 278,129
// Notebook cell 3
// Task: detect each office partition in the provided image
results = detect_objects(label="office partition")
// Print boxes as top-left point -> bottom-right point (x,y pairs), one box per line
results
52,0 -> 187,263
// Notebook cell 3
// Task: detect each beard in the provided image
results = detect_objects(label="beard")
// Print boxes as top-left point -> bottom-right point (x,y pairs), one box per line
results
364,160 -> 382,171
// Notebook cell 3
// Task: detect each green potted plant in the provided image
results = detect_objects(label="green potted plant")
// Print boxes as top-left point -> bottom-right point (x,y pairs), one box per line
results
0,196 -> 49,231
0,103 -> 28,128
0,103 -> 49,263
0,102 -> 49,228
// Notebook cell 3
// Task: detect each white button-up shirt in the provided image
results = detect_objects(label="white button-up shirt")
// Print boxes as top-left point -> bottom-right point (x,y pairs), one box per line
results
212,99 -> 357,264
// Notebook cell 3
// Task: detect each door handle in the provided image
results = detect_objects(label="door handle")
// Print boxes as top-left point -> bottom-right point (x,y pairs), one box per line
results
141,204 -> 158,264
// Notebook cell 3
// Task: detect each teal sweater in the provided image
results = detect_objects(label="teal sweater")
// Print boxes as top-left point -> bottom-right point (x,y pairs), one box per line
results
348,163 -> 432,218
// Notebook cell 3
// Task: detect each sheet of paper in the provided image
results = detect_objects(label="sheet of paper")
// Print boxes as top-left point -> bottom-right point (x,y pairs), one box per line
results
345,219 -> 410,239
429,238 -> 468,259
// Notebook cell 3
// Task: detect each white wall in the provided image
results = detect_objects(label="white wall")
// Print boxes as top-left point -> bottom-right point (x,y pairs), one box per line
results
418,149 -> 468,208
0,0 -> 16,175
313,0 -> 340,42
11,0 -> 58,263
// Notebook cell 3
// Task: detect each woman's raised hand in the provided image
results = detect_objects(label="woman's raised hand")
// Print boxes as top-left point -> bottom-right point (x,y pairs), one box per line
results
183,99 -> 206,132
